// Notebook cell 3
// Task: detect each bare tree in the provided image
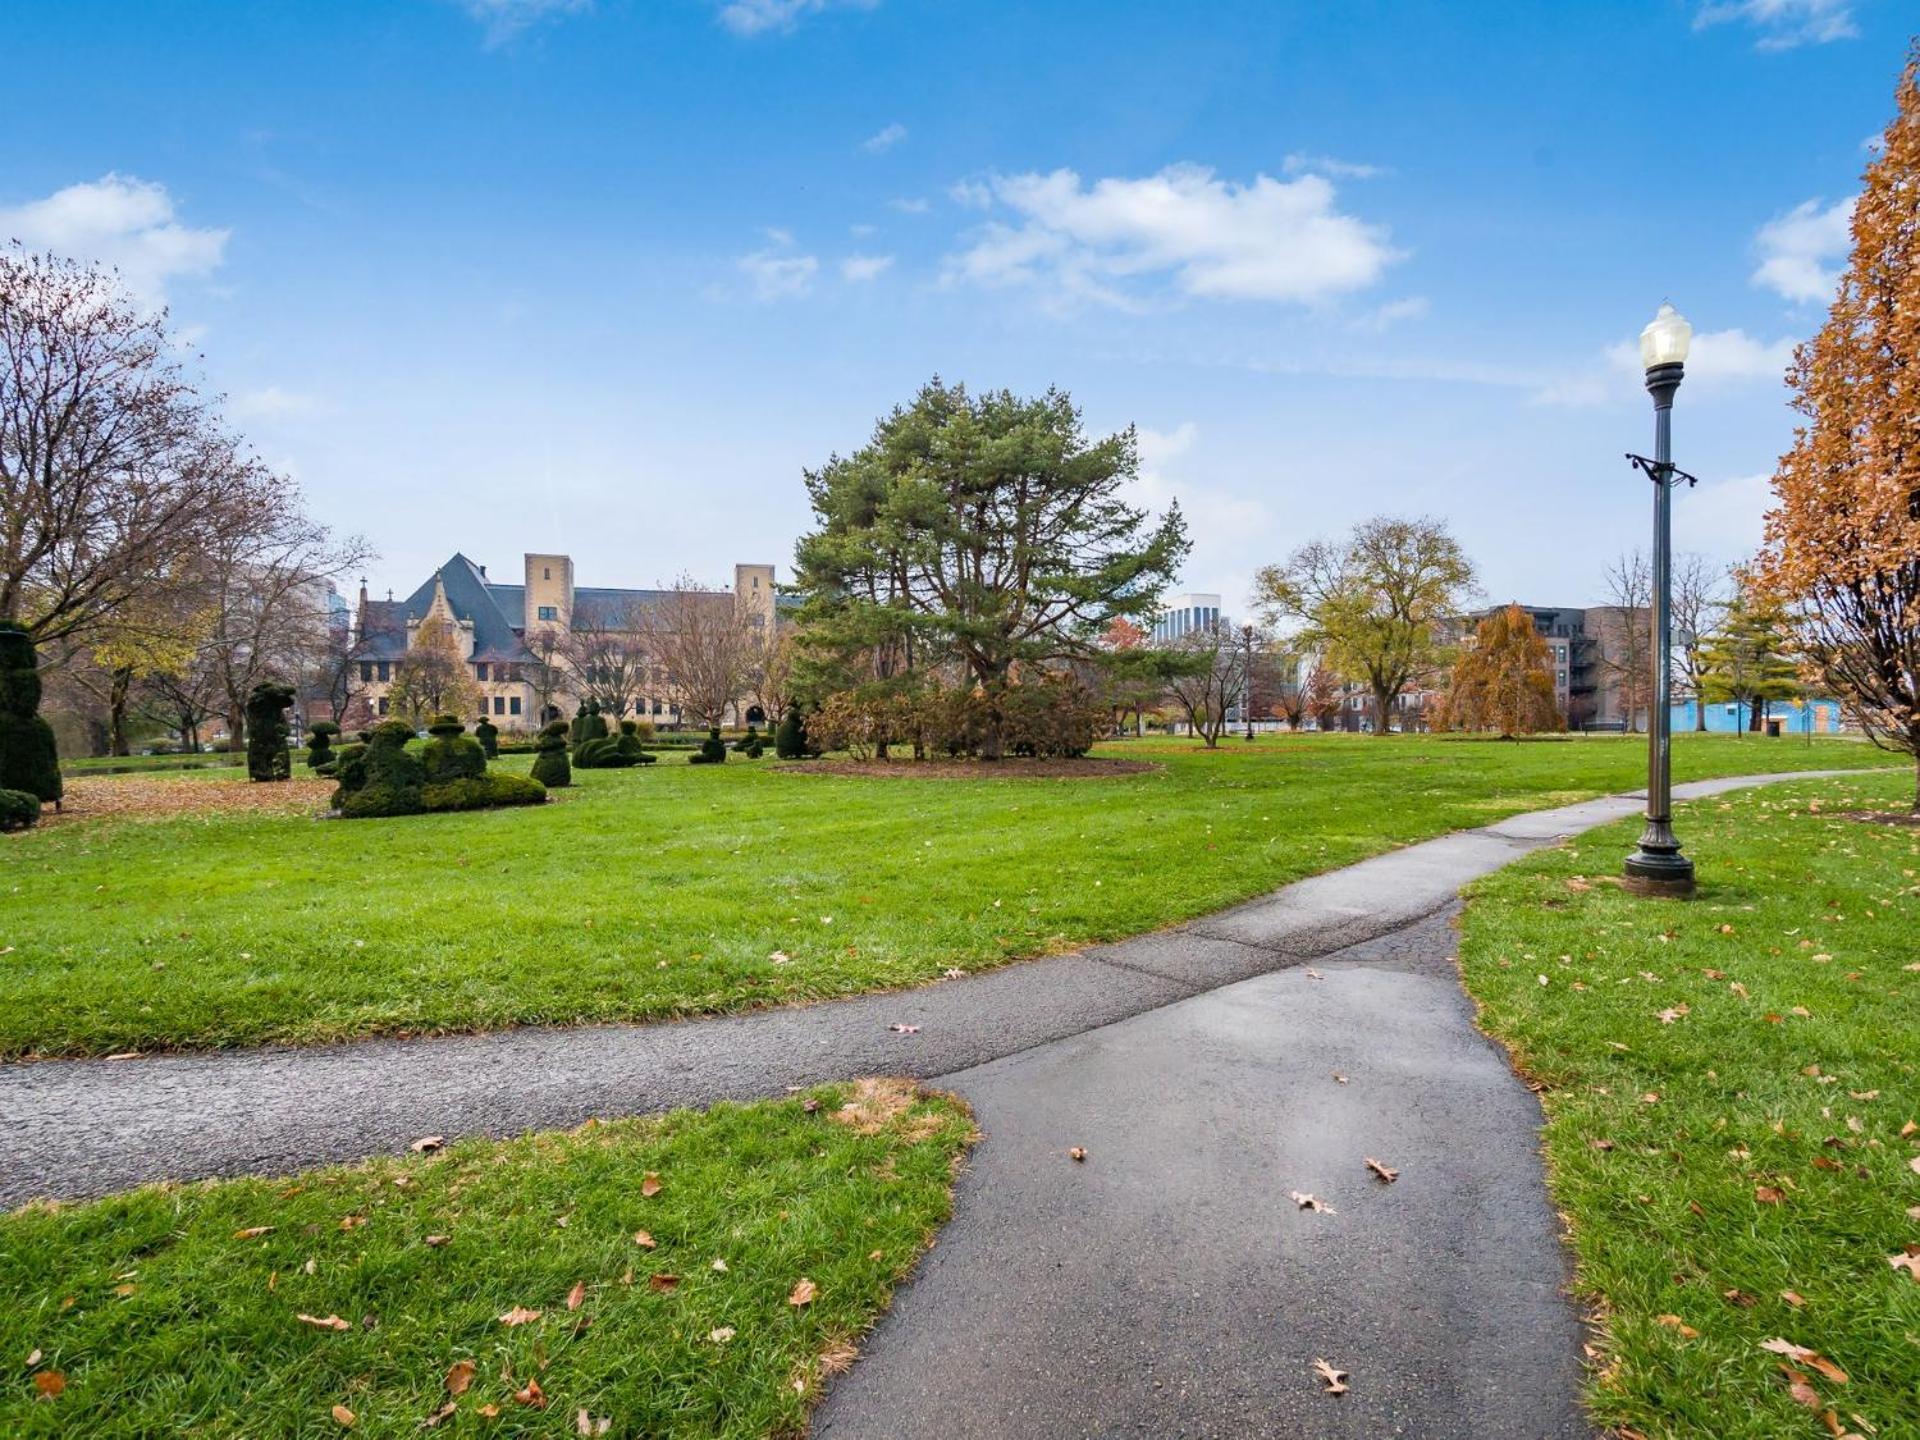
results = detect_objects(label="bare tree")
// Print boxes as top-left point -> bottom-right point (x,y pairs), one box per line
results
522,623 -> 569,726
1162,625 -> 1248,748
0,247 -> 263,645
1670,553 -> 1727,732
561,598 -> 650,720
1600,551 -> 1653,732
746,622 -> 796,725
637,575 -> 754,729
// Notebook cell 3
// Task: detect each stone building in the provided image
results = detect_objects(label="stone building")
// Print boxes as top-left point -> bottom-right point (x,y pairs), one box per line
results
349,553 -> 778,730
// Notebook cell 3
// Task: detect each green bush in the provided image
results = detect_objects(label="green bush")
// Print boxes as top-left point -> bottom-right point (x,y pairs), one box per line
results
0,623 -> 61,805
775,700 -> 807,760
573,735 -> 633,769
732,724 -> 765,758
244,682 -> 296,783
570,701 -> 609,751
304,721 -> 339,772
474,717 -> 499,758
420,715 -> 486,784
0,787 -> 39,832
334,719 -> 425,817
420,772 -> 546,812
688,727 -> 728,765
531,720 -> 572,788
330,742 -> 367,792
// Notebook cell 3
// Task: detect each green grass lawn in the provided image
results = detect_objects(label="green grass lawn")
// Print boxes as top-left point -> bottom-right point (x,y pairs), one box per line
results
0,733 -> 1899,1058
0,1080 -> 973,1437
1458,771 -> 1919,1440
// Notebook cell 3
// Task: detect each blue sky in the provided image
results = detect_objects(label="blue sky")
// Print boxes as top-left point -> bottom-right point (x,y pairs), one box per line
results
1,0 -> 1896,615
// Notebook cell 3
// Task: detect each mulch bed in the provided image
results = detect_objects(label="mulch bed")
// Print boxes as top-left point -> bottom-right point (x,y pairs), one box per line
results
31,776 -> 337,827
1838,809 -> 1920,828
779,757 -> 1161,780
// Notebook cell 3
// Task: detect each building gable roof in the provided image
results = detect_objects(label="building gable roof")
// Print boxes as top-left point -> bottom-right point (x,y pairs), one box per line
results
362,553 -> 535,664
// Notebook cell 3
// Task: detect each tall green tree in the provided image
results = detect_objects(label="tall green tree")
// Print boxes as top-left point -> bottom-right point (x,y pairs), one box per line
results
791,380 -> 1188,758
1698,591 -> 1801,734
1256,515 -> 1477,735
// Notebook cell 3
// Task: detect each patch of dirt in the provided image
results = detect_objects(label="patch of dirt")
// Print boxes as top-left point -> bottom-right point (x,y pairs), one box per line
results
784,756 -> 1160,780
1838,810 -> 1920,828
35,775 -> 336,827
826,1077 -> 953,1143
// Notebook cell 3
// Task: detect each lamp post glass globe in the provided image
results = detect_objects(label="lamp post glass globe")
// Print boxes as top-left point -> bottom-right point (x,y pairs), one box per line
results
1639,302 -> 1692,371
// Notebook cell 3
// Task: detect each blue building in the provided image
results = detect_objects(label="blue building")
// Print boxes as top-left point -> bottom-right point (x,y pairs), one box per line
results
1669,698 -> 1846,735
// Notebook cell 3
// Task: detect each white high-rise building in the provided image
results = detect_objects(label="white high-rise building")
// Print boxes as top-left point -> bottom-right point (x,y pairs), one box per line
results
1151,592 -> 1224,644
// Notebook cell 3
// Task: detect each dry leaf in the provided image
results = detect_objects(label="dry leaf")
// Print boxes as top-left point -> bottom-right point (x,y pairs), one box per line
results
1886,1249 -> 1920,1281
640,1173 -> 663,1198
1657,1004 -> 1690,1024
1304,967 -> 1322,980
25,1349 -> 41,1367
566,1282 -> 586,1311
1288,1191 -> 1335,1214
445,1359 -> 476,1396
32,1371 -> 64,1399
709,1327 -> 736,1343
888,1023 -> 920,1034
1067,1147 -> 1087,1162
298,1313 -> 352,1332
1364,1157 -> 1398,1183
232,1226 -> 274,1240
1781,1290 -> 1806,1308
1331,1072 -> 1348,1084
477,1404 -> 499,1418
332,1403 -> 356,1427
648,1274 -> 680,1293
409,1136 -> 444,1154
424,1235 -> 451,1248
1760,1339 -> 1848,1385
421,1401 -> 459,1429
513,1377 -> 546,1409
1755,1186 -> 1785,1205
633,1230 -> 657,1248
712,1259 -> 729,1272
1723,1288 -> 1757,1307
1311,1358 -> 1349,1395
1655,1314 -> 1700,1339
1590,1138 -> 1615,1152
498,1306 -> 542,1327
789,1278 -> 818,1307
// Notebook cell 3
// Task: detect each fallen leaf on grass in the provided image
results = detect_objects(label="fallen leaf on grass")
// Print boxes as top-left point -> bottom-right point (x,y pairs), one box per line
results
1655,1314 -> 1700,1339
633,1230 -> 657,1248
1779,1364 -> 1822,1410
712,1258 -> 729,1272
576,1409 -> 611,1435
498,1306 -> 542,1327
942,968 -> 965,980
298,1314 -> 351,1332
1364,1158 -> 1398,1183
444,1359 -> 476,1395
331,1403 -> 355,1427
648,1274 -> 680,1293
640,1172 -> 663,1197
1760,1338 -> 1848,1384
1288,1192 -> 1335,1214
709,1327 -> 736,1344
1311,1358 -> 1348,1395
1756,1186 -> 1786,1205
409,1136 -> 444,1154
1590,1139 -> 1615,1151
513,1378 -> 546,1409
1781,1290 -> 1806,1308
32,1371 -> 64,1399
424,1235 -> 450,1248
1887,1248 -> 1920,1281
566,1282 -> 586,1311
421,1400 -> 458,1428
232,1226 -> 274,1240
789,1278 -> 817,1307
1723,1288 -> 1756,1307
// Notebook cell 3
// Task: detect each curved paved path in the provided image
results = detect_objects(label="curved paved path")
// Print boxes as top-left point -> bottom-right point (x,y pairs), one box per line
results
0,771 -> 1851,1436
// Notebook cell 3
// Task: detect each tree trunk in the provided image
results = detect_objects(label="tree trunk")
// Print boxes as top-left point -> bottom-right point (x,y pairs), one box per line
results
1372,685 -> 1394,735
108,668 -> 133,756
226,708 -> 246,752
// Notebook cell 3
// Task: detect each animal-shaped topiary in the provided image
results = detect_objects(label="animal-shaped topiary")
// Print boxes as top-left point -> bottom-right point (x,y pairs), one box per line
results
305,721 -> 340,773
421,714 -> 486,784
570,700 -> 609,752
774,700 -> 807,760
732,723 -> 764,757
244,681 -> 297,783
474,716 -> 499,759
0,622 -> 60,809
334,718 -> 426,817
616,719 -> 657,765
688,726 -> 728,765
531,719 -> 572,788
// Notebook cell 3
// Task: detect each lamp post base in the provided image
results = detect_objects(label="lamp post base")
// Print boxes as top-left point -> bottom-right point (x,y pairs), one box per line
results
1623,848 -> 1695,899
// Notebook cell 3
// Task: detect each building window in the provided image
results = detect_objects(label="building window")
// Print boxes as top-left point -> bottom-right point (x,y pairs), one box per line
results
359,662 -> 373,682
492,696 -> 504,715
538,605 -> 558,621
475,662 -> 489,680
543,567 -> 551,580
376,661 -> 391,682
509,696 -> 521,716
377,697 -> 389,715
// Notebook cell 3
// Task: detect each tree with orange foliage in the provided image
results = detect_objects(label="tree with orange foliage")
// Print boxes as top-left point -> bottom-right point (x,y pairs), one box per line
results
1437,604 -> 1562,738
1756,47 -> 1920,810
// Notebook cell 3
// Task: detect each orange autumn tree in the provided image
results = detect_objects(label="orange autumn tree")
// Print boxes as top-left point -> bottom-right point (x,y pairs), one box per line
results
1756,45 -> 1920,811
1436,604 -> 1562,738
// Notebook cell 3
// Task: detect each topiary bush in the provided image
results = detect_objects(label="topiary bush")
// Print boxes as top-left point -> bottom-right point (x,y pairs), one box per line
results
774,700 -> 807,760
732,724 -> 765,758
0,787 -> 39,832
244,682 -> 296,782
421,714 -> 487,784
616,719 -> 657,765
421,772 -> 546,812
305,721 -> 340,773
570,700 -> 609,752
474,717 -> 499,759
572,735 -> 631,768
335,719 -> 425,817
0,623 -> 61,806
531,720 -> 572,788
688,727 -> 728,765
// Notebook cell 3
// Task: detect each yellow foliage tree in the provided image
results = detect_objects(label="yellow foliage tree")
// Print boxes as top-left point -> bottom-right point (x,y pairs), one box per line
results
387,615 -> 479,725
1756,46 -> 1920,811
1436,604 -> 1562,738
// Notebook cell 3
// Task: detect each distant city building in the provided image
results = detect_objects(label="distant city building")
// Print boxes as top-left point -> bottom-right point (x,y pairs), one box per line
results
1445,602 -> 1650,732
1152,592 -> 1225,644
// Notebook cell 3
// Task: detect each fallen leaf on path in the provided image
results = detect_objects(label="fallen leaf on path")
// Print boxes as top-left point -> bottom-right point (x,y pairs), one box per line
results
1288,1191 -> 1335,1214
1331,1073 -> 1348,1084
1365,1158 -> 1398,1183
1068,1147 -> 1086,1162
789,1278 -> 817,1307
298,1314 -> 351,1332
1305,968 -> 1322,980
409,1136 -> 444,1154
889,1024 -> 920,1035
498,1306 -> 542,1327
445,1359 -> 476,1395
1311,1358 -> 1348,1395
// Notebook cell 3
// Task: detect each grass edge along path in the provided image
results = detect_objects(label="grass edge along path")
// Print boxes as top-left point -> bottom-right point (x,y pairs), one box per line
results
1457,772 -> 1920,1440
0,735 -> 1901,1060
0,1079 -> 975,1438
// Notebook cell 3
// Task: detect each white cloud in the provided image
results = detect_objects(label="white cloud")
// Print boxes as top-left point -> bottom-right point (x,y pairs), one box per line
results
1751,196 -> 1853,302
849,222 -> 878,238
0,174 -> 228,305
230,386 -> 324,421
945,164 -> 1402,308
1282,153 -> 1387,180
1693,0 -> 1857,50
715,0 -> 878,37
1676,471 -> 1773,559
948,179 -> 994,210
1351,296 -> 1429,332
887,196 -> 931,215
1535,327 -> 1797,406
839,253 -> 894,282
737,248 -> 818,300
460,0 -> 592,45
860,122 -> 907,154
1129,422 -> 1271,613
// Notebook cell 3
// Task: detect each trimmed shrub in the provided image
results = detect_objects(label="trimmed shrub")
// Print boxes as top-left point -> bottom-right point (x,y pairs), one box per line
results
0,787 -> 39,832
335,719 -> 425,817
616,719 -> 657,765
572,736 -> 629,768
0,623 -> 62,805
570,701 -> 609,752
774,700 -> 807,760
421,714 -> 487,784
732,724 -> 764,758
688,727 -> 728,765
474,717 -> 499,759
244,682 -> 296,782
531,720 -> 572,788
421,772 -> 546,812
305,721 -> 340,773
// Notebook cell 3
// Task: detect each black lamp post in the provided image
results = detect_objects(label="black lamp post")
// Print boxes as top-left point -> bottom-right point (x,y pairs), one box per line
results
1623,302 -> 1697,899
